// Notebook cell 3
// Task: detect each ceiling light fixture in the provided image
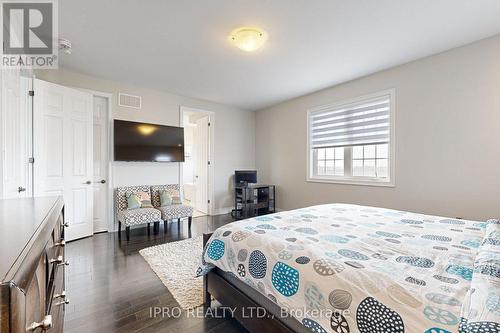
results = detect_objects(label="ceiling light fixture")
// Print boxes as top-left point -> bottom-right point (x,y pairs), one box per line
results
229,27 -> 267,52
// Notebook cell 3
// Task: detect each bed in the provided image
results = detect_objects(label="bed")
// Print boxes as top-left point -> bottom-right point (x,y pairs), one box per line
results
199,204 -> 500,333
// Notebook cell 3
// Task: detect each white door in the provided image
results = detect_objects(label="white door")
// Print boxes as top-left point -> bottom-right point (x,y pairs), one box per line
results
33,79 -> 93,241
92,96 -> 108,233
1,70 -> 30,198
194,116 -> 209,213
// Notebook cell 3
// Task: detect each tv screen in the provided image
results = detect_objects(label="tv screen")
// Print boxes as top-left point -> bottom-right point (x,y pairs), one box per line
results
114,120 -> 184,162
235,170 -> 257,184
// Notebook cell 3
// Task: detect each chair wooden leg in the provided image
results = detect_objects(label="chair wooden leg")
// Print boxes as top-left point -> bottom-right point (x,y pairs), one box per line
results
118,221 -> 121,232
154,221 -> 159,234
163,220 -> 167,233
126,226 -> 130,241
188,216 -> 192,230
147,223 -> 150,234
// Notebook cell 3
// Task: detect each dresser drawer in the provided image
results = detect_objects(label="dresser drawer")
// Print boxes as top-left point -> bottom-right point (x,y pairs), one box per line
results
11,255 -> 46,333
46,226 -> 64,285
54,213 -> 64,243
47,265 -> 65,333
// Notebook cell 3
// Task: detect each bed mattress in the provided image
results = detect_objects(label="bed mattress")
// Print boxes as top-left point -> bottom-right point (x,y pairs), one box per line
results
200,204 -> 500,333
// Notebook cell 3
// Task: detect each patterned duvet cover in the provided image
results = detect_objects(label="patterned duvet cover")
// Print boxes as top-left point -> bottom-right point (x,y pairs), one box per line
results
200,204 -> 500,333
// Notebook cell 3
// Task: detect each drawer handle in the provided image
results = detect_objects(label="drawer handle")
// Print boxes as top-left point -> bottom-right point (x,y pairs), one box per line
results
55,299 -> 70,306
27,315 -> 52,331
53,291 -> 66,300
49,256 -> 69,266
55,240 -> 66,247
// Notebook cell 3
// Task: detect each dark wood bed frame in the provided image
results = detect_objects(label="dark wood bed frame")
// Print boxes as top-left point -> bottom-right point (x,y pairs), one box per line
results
203,233 -> 295,333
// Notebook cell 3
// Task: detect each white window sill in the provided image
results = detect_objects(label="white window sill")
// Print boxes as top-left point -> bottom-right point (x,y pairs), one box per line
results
306,176 -> 395,188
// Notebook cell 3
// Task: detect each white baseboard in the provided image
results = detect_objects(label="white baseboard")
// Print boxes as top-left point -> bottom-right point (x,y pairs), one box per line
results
212,207 -> 233,215
211,207 -> 286,216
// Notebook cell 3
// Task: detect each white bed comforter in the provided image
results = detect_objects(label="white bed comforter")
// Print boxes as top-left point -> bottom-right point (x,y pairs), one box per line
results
201,204 -> 500,333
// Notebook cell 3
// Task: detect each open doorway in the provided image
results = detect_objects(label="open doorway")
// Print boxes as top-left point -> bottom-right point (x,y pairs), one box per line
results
180,106 -> 214,217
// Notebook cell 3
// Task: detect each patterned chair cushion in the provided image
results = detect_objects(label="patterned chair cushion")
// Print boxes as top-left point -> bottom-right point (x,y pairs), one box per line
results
157,204 -> 193,220
117,208 -> 161,227
115,185 -> 151,211
151,184 -> 180,207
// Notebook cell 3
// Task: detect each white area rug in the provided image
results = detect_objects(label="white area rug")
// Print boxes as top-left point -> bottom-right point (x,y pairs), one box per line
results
139,236 -> 204,309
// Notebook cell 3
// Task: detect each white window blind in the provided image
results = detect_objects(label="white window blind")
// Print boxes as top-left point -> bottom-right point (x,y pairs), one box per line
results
310,95 -> 391,148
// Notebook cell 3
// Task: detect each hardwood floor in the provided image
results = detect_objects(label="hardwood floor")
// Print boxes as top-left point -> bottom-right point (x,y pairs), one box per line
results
64,215 -> 247,333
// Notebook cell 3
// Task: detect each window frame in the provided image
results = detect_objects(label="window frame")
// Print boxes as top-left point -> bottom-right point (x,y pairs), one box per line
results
306,89 -> 396,187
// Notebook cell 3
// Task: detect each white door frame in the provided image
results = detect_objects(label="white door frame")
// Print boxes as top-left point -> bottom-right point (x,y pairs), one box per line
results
80,88 -> 114,232
179,106 -> 215,216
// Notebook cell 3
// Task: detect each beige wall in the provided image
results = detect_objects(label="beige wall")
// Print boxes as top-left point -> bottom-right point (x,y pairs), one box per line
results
256,35 -> 500,221
36,69 -> 255,214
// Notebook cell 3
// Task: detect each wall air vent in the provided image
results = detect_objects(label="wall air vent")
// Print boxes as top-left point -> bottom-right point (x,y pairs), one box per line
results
118,93 -> 142,109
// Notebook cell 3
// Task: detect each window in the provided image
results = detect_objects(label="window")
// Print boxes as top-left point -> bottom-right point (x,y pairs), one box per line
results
315,147 -> 344,176
307,90 -> 394,186
352,144 -> 389,178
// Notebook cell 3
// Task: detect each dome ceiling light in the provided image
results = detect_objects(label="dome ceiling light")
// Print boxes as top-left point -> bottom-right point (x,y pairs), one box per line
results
229,27 -> 267,52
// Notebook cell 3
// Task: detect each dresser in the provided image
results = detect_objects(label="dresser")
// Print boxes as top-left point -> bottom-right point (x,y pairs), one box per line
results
0,197 -> 66,333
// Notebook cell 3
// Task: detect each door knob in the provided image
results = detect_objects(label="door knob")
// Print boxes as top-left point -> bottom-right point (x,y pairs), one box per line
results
100,179 -> 106,184
84,180 -> 91,185
18,186 -> 26,192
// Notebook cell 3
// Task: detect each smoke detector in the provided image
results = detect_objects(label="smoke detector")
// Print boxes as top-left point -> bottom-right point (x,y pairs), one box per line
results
58,38 -> 72,55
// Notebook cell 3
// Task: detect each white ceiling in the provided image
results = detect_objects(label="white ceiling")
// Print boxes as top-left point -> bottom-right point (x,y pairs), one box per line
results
59,0 -> 500,111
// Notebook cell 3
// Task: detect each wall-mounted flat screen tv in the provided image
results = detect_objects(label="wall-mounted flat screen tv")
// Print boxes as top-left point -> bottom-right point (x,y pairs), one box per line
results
114,120 -> 184,162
